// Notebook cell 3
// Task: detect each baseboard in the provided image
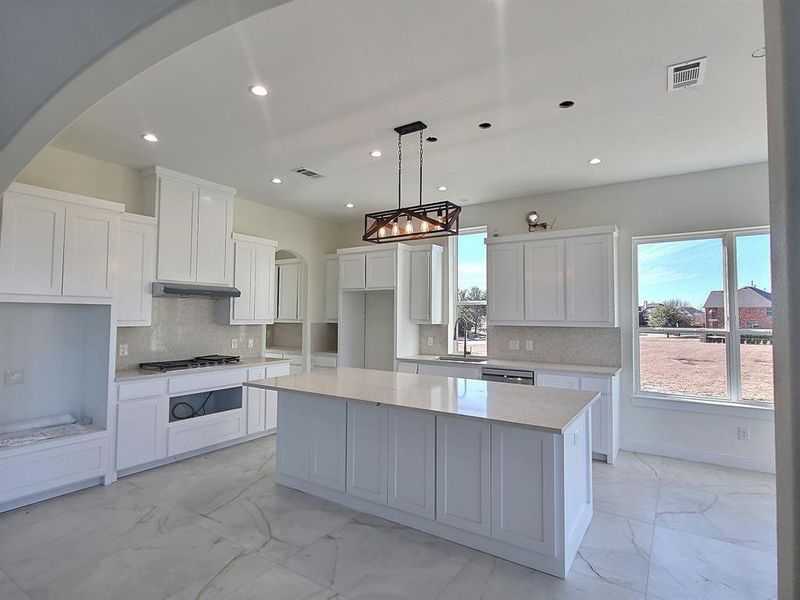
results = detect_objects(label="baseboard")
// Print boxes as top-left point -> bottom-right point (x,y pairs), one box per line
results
620,439 -> 776,474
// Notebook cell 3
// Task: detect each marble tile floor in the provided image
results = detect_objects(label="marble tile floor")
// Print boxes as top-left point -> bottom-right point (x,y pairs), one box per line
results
0,437 -> 777,600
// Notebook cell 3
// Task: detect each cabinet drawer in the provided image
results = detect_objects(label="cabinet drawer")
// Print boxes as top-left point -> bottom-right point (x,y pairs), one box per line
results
0,435 -> 108,502
266,362 -> 291,378
247,367 -> 267,380
118,378 -> 167,401
168,369 -> 247,394
535,372 -> 580,389
311,354 -> 337,368
167,409 -> 245,456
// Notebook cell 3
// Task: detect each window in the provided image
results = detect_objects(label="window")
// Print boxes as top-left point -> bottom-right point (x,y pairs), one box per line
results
453,227 -> 487,356
634,228 -> 773,406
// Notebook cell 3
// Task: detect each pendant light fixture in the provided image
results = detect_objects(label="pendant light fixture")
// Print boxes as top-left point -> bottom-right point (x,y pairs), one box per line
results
363,121 -> 461,243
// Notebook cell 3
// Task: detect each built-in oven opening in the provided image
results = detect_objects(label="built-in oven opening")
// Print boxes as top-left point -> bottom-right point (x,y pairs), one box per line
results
169,387 -> 242,422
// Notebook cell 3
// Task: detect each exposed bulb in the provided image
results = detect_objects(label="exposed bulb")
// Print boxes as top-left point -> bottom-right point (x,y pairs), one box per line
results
378,225 -> 387,238
391,220 -> 400,236
420,219 -> 430,233
436,209 -> 445,229
405,216 -> 414,234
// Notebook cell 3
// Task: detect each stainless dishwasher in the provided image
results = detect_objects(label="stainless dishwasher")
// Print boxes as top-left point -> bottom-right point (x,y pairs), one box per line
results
481,367 -> 535,385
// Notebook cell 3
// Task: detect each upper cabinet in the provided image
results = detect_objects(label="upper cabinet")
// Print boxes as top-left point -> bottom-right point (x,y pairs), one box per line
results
486,226 -> 618,327
141,167 -> 234,286
276,259 -> 304,322
409,245 -> 443,324
228,233 -> 277,325
117,214 -> 157,326
339,253 -> 366,290
0,183 -> 123,302
324,254 -> 339,322
337,246 -> 401,291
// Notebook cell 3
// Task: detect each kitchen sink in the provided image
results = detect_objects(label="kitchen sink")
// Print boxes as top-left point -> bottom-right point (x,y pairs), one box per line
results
437,355 -> 488,363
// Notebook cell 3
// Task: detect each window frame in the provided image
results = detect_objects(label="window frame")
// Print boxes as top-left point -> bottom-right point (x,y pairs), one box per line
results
449,225 -> 488,355
632,226 -> 772,409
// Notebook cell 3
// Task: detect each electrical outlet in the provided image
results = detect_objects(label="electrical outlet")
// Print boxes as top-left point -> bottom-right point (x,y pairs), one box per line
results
3,369 -> 23,385
738,426 -> 751,441
427,336 -> 434,347
247,338 -> 255,349
231,338 -> 239,350
509,339 -> 520,351
526,340 -> 534,352
119,344 -> 128,357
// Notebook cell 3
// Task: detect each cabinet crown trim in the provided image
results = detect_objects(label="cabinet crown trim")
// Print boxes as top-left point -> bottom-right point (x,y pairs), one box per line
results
232,232 -> 278,247
5,183 -> 125,213
337,243 -> 409,256
484,225 -> 618,245
140,166 -> 237,196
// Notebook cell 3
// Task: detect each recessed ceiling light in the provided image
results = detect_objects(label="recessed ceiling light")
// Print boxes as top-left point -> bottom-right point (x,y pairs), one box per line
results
437,186 -> 447,192
141,133 -> 158,142
271,177 -> 282,184
752,46 -> 766,58
345,203 -> 354,208
249,85 -> 268,96
479,122 -> 492,129
370,150 -> 383,158
588,158 -> 602,165
559,100 -> 575,109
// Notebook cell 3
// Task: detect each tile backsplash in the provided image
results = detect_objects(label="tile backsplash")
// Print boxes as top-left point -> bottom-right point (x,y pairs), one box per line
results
418,324 -> 449,356
488,325 -> 621,367
311,322 -> 338,353
266,322 -> 302,349
116,297 -> 262,370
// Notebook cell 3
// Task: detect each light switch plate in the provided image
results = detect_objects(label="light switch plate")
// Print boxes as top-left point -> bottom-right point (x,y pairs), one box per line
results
427,336 -> 434,347
119,344 -> 128,357
509,340 -> 520,351
231,339 -> 239,350
248,338 -> 255,349
526,340 -> 534,352
4,369 -> 24,385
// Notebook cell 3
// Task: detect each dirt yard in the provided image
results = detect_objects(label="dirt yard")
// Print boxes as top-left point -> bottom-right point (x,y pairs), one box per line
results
639,334 -> 773,403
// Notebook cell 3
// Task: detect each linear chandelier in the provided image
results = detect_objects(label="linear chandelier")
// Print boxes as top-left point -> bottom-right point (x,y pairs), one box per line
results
363,121 -> 461,243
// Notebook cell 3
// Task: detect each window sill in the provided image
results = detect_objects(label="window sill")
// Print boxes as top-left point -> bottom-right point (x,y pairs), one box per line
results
631,394 -> 774,420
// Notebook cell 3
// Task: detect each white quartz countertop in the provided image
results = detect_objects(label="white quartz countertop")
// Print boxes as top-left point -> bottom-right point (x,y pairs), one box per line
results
245,367 -> 599,433
115,357 -> 290,383
397,355 -> 621,376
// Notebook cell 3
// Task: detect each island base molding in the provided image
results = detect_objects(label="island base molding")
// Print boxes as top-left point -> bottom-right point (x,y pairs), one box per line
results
277,472 -> 592,578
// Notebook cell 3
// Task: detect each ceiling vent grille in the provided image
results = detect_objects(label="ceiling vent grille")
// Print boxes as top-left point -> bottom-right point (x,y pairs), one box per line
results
667,57 -> 707,92
291,166 -> 324,179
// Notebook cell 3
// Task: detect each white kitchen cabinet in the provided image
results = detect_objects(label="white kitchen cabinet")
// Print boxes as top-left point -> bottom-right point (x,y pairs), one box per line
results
229,234 -> 277,325
565,234 -> 615,326
417,363 -> 482,380
487,242 -> 525,322
347,401 -> 388,504
311,353 -> 338,370
366,250 -> 396,289
436,415 -> 491,535
524,239 -> 565,323
168,409 -> 246,456
491,424 -> 557,555
396,362 -> 419,375
143,167 -> 235,286
246,367 -> 268,435
0,184 -> 123,300
309,395 -> 347,491
324,255 -> 339,322
339,253 -> 366,289
117,395 -> 168,471
117,215 -> 156,326
536,373 -> 580,390
409,245 -> 443,324
277,393 -> 311,480
388,407 -> 435,518
276,260 -> 303,322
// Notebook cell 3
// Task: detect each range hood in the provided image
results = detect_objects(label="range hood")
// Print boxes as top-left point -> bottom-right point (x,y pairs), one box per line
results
152,282 -> 241,298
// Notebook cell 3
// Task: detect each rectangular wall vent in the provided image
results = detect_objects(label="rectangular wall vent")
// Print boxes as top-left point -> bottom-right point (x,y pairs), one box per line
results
291,167 -> 324,179
667,57 -> 707,92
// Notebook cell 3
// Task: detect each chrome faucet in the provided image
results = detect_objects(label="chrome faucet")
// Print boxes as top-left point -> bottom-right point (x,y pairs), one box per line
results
454,315 -> 474,358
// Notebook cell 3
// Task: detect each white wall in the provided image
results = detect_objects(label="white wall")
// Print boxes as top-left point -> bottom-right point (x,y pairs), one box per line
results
342,162 -> 775,471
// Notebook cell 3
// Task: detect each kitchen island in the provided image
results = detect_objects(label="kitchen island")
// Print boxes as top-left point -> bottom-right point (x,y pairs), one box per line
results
244,367 -> 599,578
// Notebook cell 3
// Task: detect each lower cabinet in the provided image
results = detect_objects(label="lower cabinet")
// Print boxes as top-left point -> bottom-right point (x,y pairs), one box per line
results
435,415 -> 492,536
346,401 -> 388,504
117,395 -> 168,470
417,363 -> 482,380
387,407 -> 435,519
167,410 -> 246,456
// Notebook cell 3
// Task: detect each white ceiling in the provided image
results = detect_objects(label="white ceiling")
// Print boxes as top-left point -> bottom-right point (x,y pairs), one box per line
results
52,0 -> 767,222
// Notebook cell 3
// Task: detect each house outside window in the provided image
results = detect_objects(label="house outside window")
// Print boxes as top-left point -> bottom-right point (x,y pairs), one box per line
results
452,227 -> 487,356
634,228 -> 773,406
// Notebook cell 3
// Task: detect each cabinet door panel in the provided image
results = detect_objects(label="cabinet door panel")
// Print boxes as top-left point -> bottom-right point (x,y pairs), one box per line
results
157,177 -> 197,282
196,189 -> 233,285
436,416 -> 491,535
524,240 -> 565,322
365,251 -> 396,288
410,250 -> 431,321
118,220 -> 155,325
246,387 -> 266,435
63,205 -> 118,297
309,396 -> 346,491
347,402 -> 388,504
536,372 -> 580,390
324,258 -> 339,321
277,393 -> 310,480
388,408 -> 435,518
277,263 -> 301,321
565,235 -> 613,325
339,253 -> 366,289
0,193 -> 65,295
232,242 -> 256,321
117,396 -> 167,470
491,424 -> 557,555
579,376 -> 610,456
254,244 -> 275,322
487,244 -> 524,321
264,390 -> 278,431
417,363 -> 482,380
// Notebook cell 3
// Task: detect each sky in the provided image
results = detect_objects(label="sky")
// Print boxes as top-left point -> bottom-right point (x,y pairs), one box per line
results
638,233 -> 771,308
458,230 -> 487,291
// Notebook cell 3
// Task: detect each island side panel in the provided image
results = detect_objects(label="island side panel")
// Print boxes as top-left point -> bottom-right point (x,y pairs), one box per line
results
562,409 -> 594,569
